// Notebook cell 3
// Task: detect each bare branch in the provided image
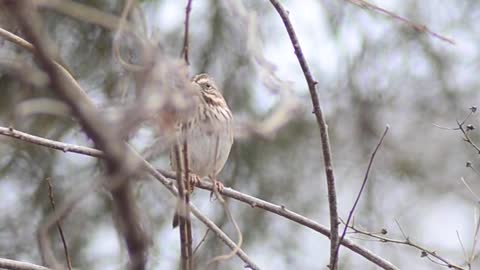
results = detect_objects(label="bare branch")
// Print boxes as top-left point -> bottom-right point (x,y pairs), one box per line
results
193,229 -> 210,256
0,126 -> 397,270
268,1 -> 339,268
348,224 -> 464,270
0,258 -> 51,270
181,141 -> 194,268
45,177 -> 72,270
0,127 -> 103,158
173,144 -> 193,270
334,125 -> 389,269
37,0 -> 134,32
180,0 -> 193,64
346,0 -> 455,45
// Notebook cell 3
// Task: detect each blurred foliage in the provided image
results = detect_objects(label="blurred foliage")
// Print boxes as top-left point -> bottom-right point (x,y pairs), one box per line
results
0,0 -> 480,270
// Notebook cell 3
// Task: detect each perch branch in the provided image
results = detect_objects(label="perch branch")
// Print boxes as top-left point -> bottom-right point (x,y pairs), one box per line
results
0,126 -> 397,270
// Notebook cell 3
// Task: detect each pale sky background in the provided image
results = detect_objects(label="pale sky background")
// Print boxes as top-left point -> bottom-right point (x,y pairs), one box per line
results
1,0 -> 480,270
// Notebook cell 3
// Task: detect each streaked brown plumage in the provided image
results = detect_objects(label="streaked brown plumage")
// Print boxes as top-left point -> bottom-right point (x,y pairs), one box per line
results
171,73 -> 234,227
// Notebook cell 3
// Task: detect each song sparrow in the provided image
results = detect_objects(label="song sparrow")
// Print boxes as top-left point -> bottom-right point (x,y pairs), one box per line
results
170,73 -> 234,226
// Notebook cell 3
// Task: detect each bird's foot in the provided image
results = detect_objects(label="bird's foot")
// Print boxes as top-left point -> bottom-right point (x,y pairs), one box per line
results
210,178 -> 224,201
187,173 -> 201,193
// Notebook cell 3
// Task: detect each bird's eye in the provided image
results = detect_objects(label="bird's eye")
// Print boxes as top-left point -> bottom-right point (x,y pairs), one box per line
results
204,83 -> 211,89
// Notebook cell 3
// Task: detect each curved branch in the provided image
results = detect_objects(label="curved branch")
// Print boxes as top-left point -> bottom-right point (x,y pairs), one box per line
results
268,1 -> 339,268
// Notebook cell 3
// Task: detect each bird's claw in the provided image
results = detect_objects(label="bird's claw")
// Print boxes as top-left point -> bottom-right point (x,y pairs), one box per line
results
187,174 -> 201,193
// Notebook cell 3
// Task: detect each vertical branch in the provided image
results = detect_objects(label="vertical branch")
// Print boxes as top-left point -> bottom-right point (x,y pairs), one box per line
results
182,141 -> 194,269
174,144 -> 192,270
45,177 -> 72,270
180,0 -> 193,64
268,1 -> 339,268
179,1 -> 194,268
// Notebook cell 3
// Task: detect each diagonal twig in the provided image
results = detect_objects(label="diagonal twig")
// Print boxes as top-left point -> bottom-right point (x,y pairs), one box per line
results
45,177 -> 73,270
346,0 -> 455,45
348,223 -> 464,270
333,125 -> 389,268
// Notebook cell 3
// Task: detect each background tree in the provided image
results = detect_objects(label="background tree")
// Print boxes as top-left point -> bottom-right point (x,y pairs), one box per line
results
0,0 -> 478,270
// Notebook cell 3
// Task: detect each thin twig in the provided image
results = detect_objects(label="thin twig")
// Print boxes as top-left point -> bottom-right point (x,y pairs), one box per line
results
45,177 -> 73,270
348,224 -> 464,270
206,138 -> 243,266
333,125 -> 389,268
268,1 -> 340,268
458,121 -> 480,154
38,178 -> 101,270
206,192 -> 243,266
394,219 -> 408,241
459,177 -> 480,202
346,0 -> 455,45
456,230 -> 467,264
193,229 -> 210,257
0,127 -> 103,158
180,0 -> 193,64
469,207 -> 480,265
113,0 -> 146,72
0,126 -> 396,269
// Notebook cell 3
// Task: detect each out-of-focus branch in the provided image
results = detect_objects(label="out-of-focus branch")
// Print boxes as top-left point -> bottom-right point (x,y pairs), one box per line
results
0,258 -> 51,270
0,27 -> 70,72
37,0 -> 134,32
45,177 -> 73,270
180,0 -> 193,64
0,127 -> 397,270
0,26 -> 33,51
222,0 -> 303,140
346,0 -> 455,45
178,1 -> 194,267
9,3 -> 147,270
0,127 -> 103,158
268,1 -> 339,268
2,3 -> 257,269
